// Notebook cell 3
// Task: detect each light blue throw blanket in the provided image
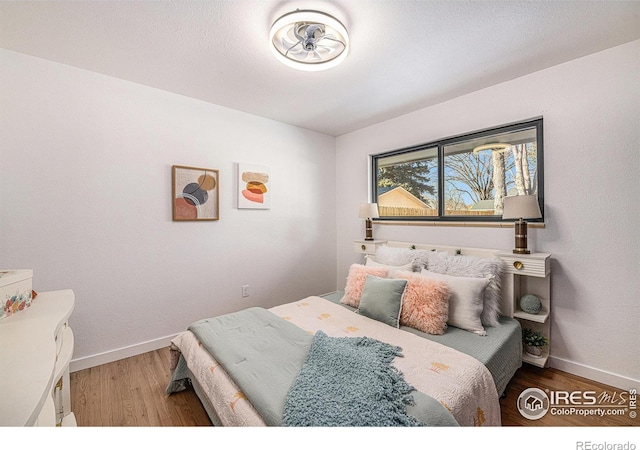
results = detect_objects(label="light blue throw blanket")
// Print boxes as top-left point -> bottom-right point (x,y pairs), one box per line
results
283,331 -> 423,426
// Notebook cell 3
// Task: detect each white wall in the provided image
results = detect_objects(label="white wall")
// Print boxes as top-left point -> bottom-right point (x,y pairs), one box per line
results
336,40 -> 640,389
1,40 -> 638,389
0,49 -> 337,369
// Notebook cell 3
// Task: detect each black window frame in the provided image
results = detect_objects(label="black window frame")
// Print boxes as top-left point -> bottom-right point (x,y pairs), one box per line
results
371,117 -> 544,223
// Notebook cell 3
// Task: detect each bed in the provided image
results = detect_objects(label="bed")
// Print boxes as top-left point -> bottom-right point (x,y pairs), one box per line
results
166,242 -> 522,427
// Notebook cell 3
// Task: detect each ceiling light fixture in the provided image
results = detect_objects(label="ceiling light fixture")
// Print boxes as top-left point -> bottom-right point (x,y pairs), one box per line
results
472,143 -> 512,154
269,9 -> 349,71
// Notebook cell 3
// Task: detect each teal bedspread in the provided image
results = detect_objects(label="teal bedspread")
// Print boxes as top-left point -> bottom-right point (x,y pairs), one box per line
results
320,291 -> 522,396
187,307 -> 312,426
184,306 -> 457,426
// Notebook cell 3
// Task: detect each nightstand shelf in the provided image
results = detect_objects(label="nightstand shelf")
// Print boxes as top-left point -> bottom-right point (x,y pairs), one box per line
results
522,348 -> 550,368
498,251 -> 552,368
353,240 -> 387,255
513,308 -> 549,324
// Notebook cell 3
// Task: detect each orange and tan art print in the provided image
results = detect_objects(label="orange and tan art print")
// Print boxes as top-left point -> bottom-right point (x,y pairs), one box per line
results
238,163 -> 270,209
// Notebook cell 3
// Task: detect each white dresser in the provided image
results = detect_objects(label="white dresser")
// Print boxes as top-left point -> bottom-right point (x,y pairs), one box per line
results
0,289 -> 76,426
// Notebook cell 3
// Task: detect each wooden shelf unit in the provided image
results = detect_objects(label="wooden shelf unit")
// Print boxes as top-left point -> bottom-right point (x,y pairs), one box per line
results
498,251 -> 552,368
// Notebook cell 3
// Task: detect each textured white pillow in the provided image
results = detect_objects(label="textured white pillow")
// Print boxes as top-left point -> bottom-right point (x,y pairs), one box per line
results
409,249 -> 435,272
365,256 -> 414,272
425,252 -> 503,327
423,251 -> 451,274
372,246 -> 416,266
372,246 -> 432,272
421,269 -> 491,335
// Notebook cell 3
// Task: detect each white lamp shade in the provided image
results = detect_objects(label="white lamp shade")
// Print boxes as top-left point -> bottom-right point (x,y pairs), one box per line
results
502,195 -> 542,220
359,203 -> 379,219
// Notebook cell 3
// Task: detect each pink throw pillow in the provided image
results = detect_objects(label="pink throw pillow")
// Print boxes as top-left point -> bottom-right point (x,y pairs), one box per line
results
394,272 -> 450,335
340,264 -> 388,308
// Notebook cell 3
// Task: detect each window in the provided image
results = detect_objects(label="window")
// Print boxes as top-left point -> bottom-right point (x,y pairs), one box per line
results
371,118 -> 543,222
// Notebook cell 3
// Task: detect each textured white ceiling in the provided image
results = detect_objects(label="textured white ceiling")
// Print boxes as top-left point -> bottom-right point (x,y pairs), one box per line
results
1,1 -> 639,136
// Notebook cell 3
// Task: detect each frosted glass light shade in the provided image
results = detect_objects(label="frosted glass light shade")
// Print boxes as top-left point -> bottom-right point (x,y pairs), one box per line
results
270,10 -> 349,71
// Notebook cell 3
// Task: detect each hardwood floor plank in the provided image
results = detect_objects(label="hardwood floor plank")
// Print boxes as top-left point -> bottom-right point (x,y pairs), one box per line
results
117,357 -> 139,426
130,352 -> 158,426
71,347 -> 637,427
71,347 -> 211,426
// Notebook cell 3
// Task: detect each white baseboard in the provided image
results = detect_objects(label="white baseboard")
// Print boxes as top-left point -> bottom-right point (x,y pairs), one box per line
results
69,333 -> 178,373
549,355 -> 639,391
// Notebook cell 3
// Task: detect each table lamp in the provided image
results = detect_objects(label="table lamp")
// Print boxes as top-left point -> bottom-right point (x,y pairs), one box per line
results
502,195 -> 542,254
358,203 -> 379,241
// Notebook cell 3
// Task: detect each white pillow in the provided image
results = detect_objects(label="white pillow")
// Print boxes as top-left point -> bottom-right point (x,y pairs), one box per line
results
421,269 -> 491,336
423,251 -> 451,273
409,249 -> 436,272
371,246 -> 416,266
425,252 -> 503,327
372,246 -> 433,272
365,256 -> 414,272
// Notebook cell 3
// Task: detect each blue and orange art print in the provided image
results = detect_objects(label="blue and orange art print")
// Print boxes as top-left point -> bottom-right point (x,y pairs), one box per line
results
172,165 -> 219,221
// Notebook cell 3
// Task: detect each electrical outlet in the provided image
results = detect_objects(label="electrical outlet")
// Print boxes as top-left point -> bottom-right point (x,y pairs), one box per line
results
242,285 -> 249,298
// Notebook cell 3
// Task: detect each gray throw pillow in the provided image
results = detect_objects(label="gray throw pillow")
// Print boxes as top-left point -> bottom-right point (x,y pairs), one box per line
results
356,275 -> 407,328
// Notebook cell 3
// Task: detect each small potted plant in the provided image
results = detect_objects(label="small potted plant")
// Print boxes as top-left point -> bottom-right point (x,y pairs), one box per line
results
522,328 -> 548,358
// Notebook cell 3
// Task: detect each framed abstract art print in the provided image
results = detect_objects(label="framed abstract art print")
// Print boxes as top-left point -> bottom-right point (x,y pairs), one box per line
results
172,165 -> 219,221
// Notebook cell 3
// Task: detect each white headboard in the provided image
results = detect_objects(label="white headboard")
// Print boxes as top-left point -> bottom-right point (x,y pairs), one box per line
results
384,241 -> 515,317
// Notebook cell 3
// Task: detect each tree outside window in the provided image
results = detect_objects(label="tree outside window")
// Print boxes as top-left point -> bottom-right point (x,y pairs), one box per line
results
371,118 -> 543,222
